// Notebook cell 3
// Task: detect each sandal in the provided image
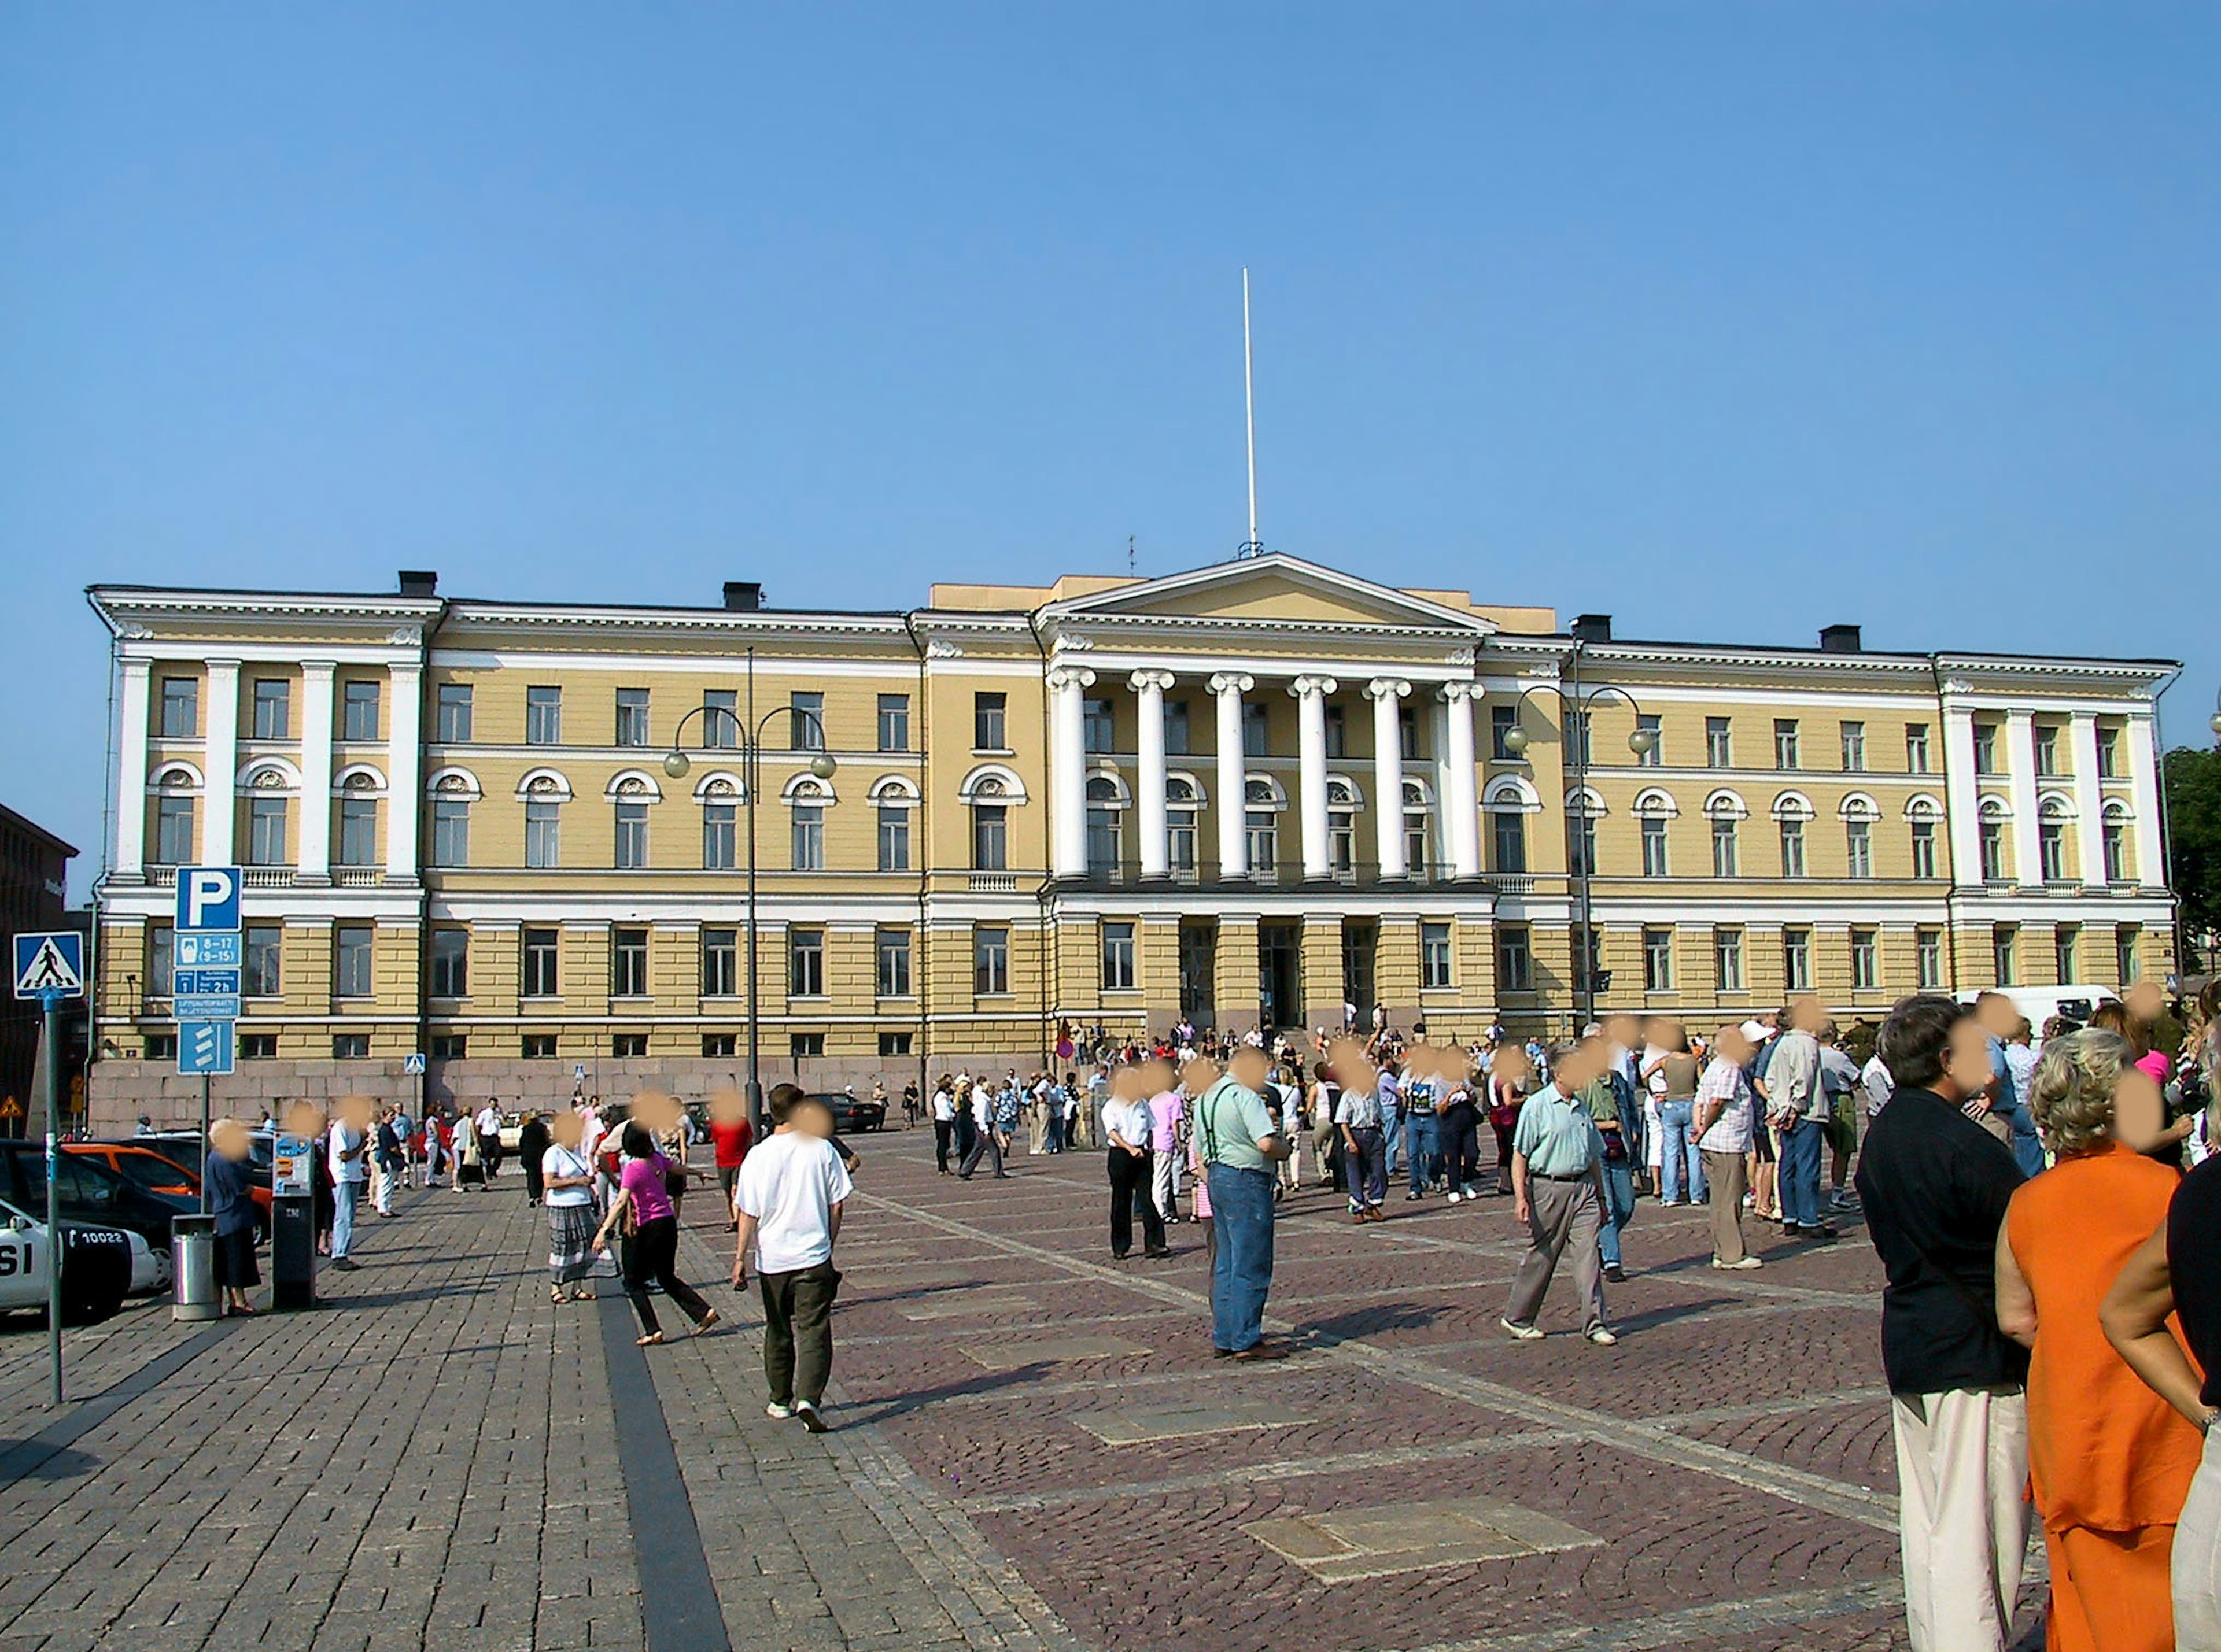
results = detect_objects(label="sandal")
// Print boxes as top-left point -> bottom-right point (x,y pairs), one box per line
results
690,1309 -> 720,1337
636,1331 -> 665,1346
551,1288 -> 569,1304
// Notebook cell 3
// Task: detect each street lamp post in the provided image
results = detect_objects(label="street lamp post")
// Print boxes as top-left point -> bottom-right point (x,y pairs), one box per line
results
664,703 -> 835,1136
1500,670 -> 1656,1032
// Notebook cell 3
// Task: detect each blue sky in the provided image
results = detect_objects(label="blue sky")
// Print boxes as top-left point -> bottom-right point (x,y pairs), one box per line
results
4,5 -> 2217,893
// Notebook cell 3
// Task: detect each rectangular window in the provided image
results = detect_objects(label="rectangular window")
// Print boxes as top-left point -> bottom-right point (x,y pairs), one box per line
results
876,928 -> 912,997
614,801 -> 650,870
1636,714 -> 1662,768
425,797 -> 468,868
334,923 -> 374,999
2055,926 -> 2078,985
2097,726 -> 2122,778
436,682 -> 473,743
1839,721 -> 1866,772
1246,811 -> 1278,874
1323,703 -> 1346,759
1993,926 -> 2017,987
876,693 -> 910,752
2116,927 -> 2140,985
879,1032 -> 913,1059
522,927 -> 559,998
525,801 -> 560,869
1492,811 -> 1526,874
526,685 -> 563,745
1711,818 -> 1739,878
1905,723 -> 1931,773
1086,805 -> 1120,875
1851,927 -> 1879,991
787,928 -> 824,997
877,804 -> 910,871
1910,819 -> 1936,879
1773,719 -> 1799,770
1083,697 -> 1114,753
1404,815 -> 1428,879
159,677 -> 198,738
702,928 -> 738,997
1973,722 -> 1999,775
156,796 -> 195,864
702,1033 -> 736,1058
252,678 -> 291,740
1640,817 -> 1669,877
148,926 -> 175,1002
973,692 -> 1007,751
1421,922 -> 1453,990
1163,700 -> 1189,756
2035,724 -> 2061,777
703,802 -> 736,871
1846,820 -> 1873,880
703,689 -> 739,749
1568,813 -> 1597,878
244,925 -> 282,998
611,927 -> 650,997
332,1033 -> 370,1060
2103,819 -> 2128,884
1492,704 -> 1519,761
790,804 -> 824,871
1242,701 -> 1268,758
1399,707 -> 1420,762
973,926 -> 1009,995
972,805 -> 1008,871
789,1032 -> 825,1059
1168,805 -> 1198,875
248,796 -> 289,866
341,679 -> 380,742
1643,927 -> 1673,993
1979,821 -> 2007,882
1714,927 -> 1745,992
612,1033 -> 649,1059
1705,716 -> 1732,768
1780,819 -> 1807,878
522,1034 -> 558,1059
430,929 -> 469,998
1102,921 -> 1137,990
239,1034 -> 278,1060
789,691 -> 825,751
2038,820 -> 2067,883
615,688 -> 651,748
1916,928 -> 1943,990
1496,924 -> 1532,992
337,797 -> 377,867
1783,928 -> 1812,993
1570,710 -> 1592,768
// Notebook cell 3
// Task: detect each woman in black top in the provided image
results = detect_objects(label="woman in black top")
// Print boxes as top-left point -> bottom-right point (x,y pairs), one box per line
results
206,1119 -> 262,1316
517,1113 -> 551,1207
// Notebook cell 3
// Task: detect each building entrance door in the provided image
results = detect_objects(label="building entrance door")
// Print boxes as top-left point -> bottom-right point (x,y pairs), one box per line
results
1257,922 -> 1302,1033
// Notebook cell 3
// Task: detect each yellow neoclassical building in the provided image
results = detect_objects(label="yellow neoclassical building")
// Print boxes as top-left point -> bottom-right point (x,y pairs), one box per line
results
86,553 -> 2179,1119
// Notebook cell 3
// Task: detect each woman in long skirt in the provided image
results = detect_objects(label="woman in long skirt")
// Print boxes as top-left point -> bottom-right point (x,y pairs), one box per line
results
455,1117 -> 486,1189
543,1115 -> 600,1303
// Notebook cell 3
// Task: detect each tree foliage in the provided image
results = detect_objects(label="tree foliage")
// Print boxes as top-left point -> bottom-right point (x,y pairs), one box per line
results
2166,743 -> 2221,971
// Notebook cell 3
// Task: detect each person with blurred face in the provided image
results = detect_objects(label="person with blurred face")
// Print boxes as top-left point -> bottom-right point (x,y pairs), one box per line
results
734,1087 -> 851,1432
1197,1045 -> 1293,1358
1694,1028 -> 1761,1269
1501,1039 -> 1615,1346
1331,1041 -> 1388,1222
206,1119 -> 261,1315
1102,1066 -> 1167,1260
1146,1060 -> 1186,1225
1974,992 -> 2046,1180
1766,998 -> 1835,1240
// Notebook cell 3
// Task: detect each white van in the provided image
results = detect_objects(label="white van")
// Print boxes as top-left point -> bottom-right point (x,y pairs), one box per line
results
1954,983 -> 2122,1032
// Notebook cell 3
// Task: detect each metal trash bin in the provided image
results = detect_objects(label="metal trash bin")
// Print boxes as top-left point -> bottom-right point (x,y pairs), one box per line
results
171,1214 -> 219,1322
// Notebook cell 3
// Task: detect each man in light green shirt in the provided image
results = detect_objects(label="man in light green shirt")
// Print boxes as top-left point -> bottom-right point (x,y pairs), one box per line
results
1196,1046 -> 1292,1359
1503,1038 -> 1615,1346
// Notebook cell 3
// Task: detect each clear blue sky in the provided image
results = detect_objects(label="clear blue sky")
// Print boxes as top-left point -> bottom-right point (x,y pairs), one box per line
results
5,5 -> 2217,895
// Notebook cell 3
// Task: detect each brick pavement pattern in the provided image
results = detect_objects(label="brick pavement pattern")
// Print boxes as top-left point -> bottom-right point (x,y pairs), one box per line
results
0,1128 -> 2048,1651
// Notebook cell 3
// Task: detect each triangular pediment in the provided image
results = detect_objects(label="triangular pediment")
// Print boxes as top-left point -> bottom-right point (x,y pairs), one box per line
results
1039,554 -> 1495,634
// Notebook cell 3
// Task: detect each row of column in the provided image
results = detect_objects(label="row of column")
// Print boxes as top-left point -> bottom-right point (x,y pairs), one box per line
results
1047,666 -> 1482,882
1941,704 -> 2162,889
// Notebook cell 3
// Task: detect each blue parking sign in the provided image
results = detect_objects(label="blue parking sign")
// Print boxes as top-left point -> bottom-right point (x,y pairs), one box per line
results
175,866 -> 242,934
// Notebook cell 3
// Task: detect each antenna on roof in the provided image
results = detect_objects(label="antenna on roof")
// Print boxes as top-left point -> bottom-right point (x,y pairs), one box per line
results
1128,534 -> 1137,574
1238,268 -> 1264,559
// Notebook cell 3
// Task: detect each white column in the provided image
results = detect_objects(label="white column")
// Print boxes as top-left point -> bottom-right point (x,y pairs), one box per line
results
386,661 -> 422,882
1942,704 -> 1983,888
2126,712 -> 2164,890
1209,673 -> 1253,878
1366,678 -> 1410,878
2004,709 -> 2041,888
296,660 -> 335,884
1292,675 -> 1338,881
115,658 -> 152,880
1047,665 -> 1094,878
2069,712 -> 2106,888
202,659 -> 241,864
1441,682 -> 1482,879
1130,670 -> 1175,880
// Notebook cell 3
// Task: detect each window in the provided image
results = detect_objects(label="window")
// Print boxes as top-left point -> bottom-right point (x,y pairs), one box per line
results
1167,779 -> 1199,875
876,804 -> 910,871
1779,819 -> 1807,878
2054,926 -> 2078,985
1083,697 -> 1114,753
973,692 -> 1007,751
332,1033 -> 371,1060
1641,816 -> 1669,877
1421,922 -> 1453,990
2097,726 -> 2122,778
703,689 -> 739,749
1245,794 -> 1278,876
1570,710 -> 1592,768
1993,926 -> 2017,987
788,928 -> 824,997
1403,804 -> 1429,879
1399,707 -> 1420,762
612,1033 -> 649,1058
1839,722 -> 1865,773
614,801 -> 649,870
248,796 -> 289,866
974,926 -> 1009,995
1643,928 -> 1673,993
244,925 -> 282,998
702,1033 -> 737,1058
1979,819 -> 2007,882
972,805 -> 1007,871
338,797 -> 377,867
522,1034 -> 558,1059
612,927 -> 650,997
1905,723 -> 1931,773
1323,704 -> 1346,759
1163,700 -> 1190,756
789,691 -> 825,751
430,929 -> 469,998
1567,810 -> 1597,878
1714,927 -> 1745,992
1102,921 -> 1136,990
876,693 -> 910,752
1711,818 -> 1739,878
1636,714 -> 1662,767
1496,925 -> 1532,992
1086,780 -> 1121,875
1705,716 -> 1732,768
2035,724 -> 2061,777
877,928 -> 912,997
2038,817 -> 2067,883
879,1032 -> 914,1059
1492,705 -> 1520,762
436,683 -> 473,743
428,1034 -> 466,1060
252,678 -> 290,740
1846,819 -> 1873,880
145,1033 -> 178,1062
241,1034 -> 279,1060
789,1033 -> 825,1059
703,802 -> 736,871
156,796 -> 195,864
1917,927 -> 1943,990
1973,722 -> 1999,775
342,679 -> 380,742
432,798 -> 470,867
2103,815 -> 2129,883
334,923 -> 374,998
522,928 -> 560,997
702,928 -> 738,997
159,677 -> 198,738
1486,808 -> 1523,873
615,688 -> 651,748
2116,927 -> 2140,985
525,801 -> 561,869
1910,817 -> 1937,879
526,686 -> 563,745
790,803 -> 824,871
1851,928 -> 1878,991
1242,701 -> 1268,758
1773,719 -> 1799,770
149,926 -> 176,1000
1783,929 -> 1812,993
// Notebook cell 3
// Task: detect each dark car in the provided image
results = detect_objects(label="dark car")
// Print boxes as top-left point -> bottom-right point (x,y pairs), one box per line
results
0,1141 -> 198,1254
84,1136 -> 274,1241
0,1196 -> 134,1325
811,1091 -> 887,1134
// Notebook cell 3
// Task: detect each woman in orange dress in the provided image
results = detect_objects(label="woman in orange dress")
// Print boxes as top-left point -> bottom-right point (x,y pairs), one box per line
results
1995,1028 -> 2203,1652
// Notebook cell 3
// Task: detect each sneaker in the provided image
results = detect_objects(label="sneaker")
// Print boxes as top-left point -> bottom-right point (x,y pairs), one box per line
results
330,1256 -> 360,1271
765,1401 -> 795,1419
1445,1191 -> 1462,1204
1585,1326 -> 1619,1346
1404,1191 -> 1425,1202
1603,1263 -> 1628,1283
1500,1317 -> 1545,1342
1710,1255 -> 1764,1270
795,1400 -> 829,1433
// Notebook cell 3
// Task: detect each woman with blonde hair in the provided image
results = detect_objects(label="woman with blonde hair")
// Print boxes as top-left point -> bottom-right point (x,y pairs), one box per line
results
1994,1028 -> 2199,1652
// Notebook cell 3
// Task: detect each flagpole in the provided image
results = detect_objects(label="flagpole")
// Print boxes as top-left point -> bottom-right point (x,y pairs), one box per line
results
1242,268 -> 1260,557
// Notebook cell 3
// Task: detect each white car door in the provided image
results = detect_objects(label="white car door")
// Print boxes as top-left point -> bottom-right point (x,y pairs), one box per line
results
0,1207 -> 49,1311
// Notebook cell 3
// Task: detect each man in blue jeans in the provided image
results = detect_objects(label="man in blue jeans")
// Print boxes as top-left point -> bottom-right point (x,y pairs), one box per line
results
1765,997 -> 1834,1240
1587,1017 -> 1644,1282
1403,1061 -> 1440,1200
1378,1060 -> 1404,1180
1197,1045 -> 1293,1360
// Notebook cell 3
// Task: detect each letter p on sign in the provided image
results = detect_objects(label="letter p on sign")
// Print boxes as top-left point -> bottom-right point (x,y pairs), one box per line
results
178,866 -> 241,933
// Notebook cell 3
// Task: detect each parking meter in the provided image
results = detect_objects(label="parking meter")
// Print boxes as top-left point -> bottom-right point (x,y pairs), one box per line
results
270,1131 -> 316,1310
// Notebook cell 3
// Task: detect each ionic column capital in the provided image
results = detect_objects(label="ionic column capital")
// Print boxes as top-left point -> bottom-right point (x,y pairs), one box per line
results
1288,675 -> 1338,699
1364,678 -> 1411,702
1046,666 -> 1097,692
1127,670 -> 1176,695
1437,681 -> 1480,704
1207,672 -> 1255,698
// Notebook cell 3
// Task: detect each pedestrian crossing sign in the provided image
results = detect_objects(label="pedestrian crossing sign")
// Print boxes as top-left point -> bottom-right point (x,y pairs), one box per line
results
12,932 -> 84,1001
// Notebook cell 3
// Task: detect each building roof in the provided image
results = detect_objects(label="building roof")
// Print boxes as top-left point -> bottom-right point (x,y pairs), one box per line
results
0,801 -> 78,861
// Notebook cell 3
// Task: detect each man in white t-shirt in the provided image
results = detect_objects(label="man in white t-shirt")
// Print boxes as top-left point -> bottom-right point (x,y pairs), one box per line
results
733,1085 -> 853,1433
327,1113 -> 369,1269
474,1101 -> 506,1180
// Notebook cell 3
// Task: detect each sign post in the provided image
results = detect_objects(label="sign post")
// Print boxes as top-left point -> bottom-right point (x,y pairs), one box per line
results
173,871 -> 242,1219
14,930 -> 86,1407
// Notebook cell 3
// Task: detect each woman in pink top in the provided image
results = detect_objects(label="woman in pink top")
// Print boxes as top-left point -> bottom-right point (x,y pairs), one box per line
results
2093,1000 -> 2192,1162
592,1122 -> 719,1345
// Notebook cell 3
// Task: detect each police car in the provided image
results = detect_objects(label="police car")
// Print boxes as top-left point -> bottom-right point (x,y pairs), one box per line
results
0,1196 -> 136,1325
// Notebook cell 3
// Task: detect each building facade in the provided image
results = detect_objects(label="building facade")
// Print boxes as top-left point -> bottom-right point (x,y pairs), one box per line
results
86,554 -> 2179,1123
0,803 -> 79,1132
